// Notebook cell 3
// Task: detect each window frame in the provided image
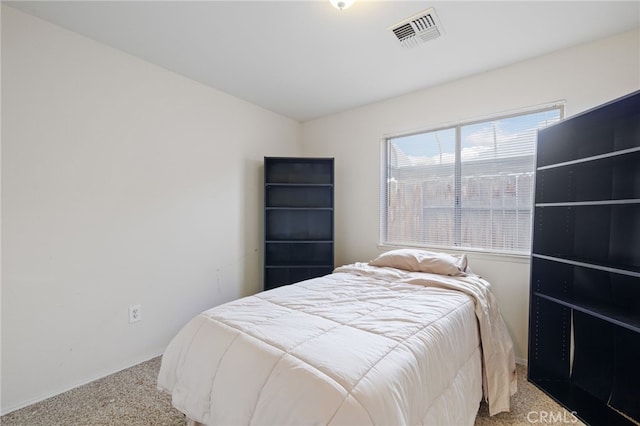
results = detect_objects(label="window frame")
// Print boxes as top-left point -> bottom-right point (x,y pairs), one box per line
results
379,103 -> 565,257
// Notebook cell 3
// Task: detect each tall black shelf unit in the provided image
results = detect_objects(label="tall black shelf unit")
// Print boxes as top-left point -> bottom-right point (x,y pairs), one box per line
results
264,157 -> 334,291
528,91 -> 640,425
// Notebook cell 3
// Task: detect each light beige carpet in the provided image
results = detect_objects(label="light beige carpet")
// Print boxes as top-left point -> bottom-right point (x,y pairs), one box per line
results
1,359 -> 583,425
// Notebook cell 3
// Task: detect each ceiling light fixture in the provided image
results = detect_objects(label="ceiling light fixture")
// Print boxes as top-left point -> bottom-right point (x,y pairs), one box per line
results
330,0 -> 355,10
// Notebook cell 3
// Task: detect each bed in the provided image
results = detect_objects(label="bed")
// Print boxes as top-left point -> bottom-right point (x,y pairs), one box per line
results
158,249 -> 517,425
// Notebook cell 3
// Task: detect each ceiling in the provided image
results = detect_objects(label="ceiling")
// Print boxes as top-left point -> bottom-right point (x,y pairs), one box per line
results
6,1 -> 640,122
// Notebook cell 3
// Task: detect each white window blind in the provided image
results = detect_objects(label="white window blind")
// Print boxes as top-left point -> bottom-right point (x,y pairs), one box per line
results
381,106 -> 563,255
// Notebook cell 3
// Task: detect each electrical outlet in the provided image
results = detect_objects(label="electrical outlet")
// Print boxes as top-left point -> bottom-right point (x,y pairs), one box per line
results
129,304 -> 142,323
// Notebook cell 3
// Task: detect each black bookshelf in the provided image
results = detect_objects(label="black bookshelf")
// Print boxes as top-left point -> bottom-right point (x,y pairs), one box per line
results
528,91 -> 640,425
264,157 -> 334,290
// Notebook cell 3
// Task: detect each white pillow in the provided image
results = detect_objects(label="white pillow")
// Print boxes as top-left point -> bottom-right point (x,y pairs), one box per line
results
369,249 -> 468,276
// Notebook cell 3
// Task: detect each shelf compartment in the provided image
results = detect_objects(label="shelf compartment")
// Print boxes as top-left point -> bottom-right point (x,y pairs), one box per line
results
528,305 -> 640,424
530,256 -> 640,333
528,379 -> 637,426
536,93 -> 640,167
572,312 -> 614,404
264,267 -> 334,290
532,203 -> 640,271
534,293 -> 640,334
535,148 -> 640,203
265,241 -> 333,267
265,158 -> 334,185
532,254 -> 640,277
528,295 -> 571,381
610,326 -> 640,421
266,185 -> 333,208
572,312 -> 640,422
265,209 -> 333,241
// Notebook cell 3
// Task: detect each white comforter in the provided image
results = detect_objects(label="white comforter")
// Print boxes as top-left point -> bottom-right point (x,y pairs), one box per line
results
158,263 -> 516,425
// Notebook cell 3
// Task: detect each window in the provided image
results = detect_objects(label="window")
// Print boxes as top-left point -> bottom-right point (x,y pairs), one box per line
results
381,106 -> 563,255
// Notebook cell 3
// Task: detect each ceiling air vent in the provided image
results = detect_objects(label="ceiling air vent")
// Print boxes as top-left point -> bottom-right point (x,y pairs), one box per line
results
390,8 -> 443,48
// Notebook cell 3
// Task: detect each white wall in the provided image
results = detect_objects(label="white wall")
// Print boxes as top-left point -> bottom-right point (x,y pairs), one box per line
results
301,28 -> 640,363
1,6 -> 300,414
